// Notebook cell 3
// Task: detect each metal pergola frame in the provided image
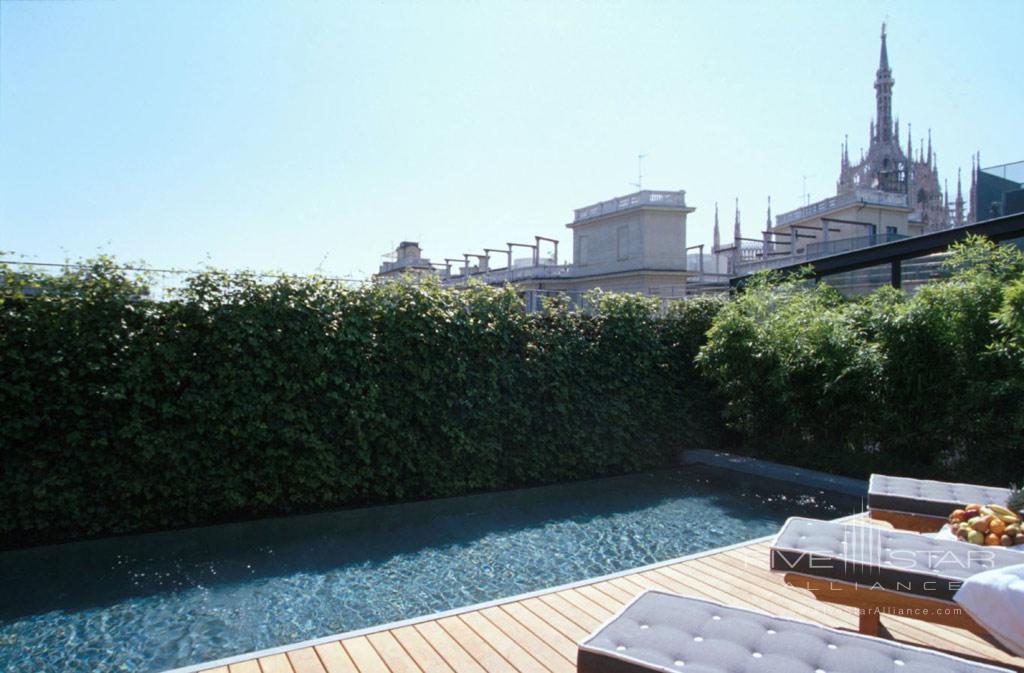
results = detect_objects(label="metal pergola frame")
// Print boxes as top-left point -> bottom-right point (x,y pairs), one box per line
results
730,211 -> 1024,290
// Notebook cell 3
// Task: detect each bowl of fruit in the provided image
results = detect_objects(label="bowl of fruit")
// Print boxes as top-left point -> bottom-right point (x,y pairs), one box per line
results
947,503 -> 1023,547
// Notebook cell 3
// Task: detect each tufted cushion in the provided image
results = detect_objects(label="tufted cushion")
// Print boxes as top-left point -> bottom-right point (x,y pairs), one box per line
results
869,474 -> 1012,519
577,591 -> 1011,673
771,518 -> 1023,601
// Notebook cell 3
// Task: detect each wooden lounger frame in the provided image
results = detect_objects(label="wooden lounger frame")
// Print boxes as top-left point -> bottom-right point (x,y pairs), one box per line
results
868,509 -> 948,533
784,573 -> 991,639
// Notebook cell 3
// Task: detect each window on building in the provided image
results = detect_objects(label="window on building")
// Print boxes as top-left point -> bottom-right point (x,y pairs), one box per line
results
886,225 -> 898,236
617,226 -> 630,260
578,235 -> 588,266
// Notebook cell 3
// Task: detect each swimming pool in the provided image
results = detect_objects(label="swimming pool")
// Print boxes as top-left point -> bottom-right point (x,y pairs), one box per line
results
0,464 -> 862,673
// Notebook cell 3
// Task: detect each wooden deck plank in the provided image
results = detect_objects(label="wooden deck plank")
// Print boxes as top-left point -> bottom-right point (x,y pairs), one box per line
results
287,648 -> 328,673
573,585 -> 626,617
314,642 -> 359,673
459,611 -> 556,673
586,580 -> 634,605
413,621 -> 487,673
365,631 -> 423,673
436,615 -> 518,673
499,602 -> 579,662
553,588 -> 615,621
669,558 -> 848,625
517,597 -> 589,642
185,520 -> 1024,673
341,637 -> 390,673
534,593 -> 601,631
481,605 -> 575,670
390,625 -> 457,673
259,653 -> 296,673
200,668 -> 229,673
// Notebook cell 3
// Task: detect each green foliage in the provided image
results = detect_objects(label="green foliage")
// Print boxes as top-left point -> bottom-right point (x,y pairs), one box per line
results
1008,484 -> 1024,515
0,267 -> 724,547
696,273 -> 882,473
698,235 -> 1024,483
7,235 -> 1019,546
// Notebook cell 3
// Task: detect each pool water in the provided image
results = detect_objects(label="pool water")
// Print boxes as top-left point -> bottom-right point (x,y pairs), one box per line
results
0,465 -> 862,672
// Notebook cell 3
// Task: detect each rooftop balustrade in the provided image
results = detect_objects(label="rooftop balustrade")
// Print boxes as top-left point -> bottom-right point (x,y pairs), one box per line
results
775,189 -> 909,227
573,190 -> 688,223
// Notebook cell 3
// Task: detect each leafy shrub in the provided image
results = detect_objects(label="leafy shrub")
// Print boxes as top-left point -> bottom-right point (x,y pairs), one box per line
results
696,272 -> 883,474
0,262 -> 724,546
698,236 -> 1024,483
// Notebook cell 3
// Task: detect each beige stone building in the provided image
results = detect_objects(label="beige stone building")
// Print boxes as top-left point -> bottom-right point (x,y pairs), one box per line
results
374,189 -> 707,308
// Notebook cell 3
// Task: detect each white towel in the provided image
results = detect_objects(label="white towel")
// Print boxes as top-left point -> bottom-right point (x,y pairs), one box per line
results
953,563 -> 1024,656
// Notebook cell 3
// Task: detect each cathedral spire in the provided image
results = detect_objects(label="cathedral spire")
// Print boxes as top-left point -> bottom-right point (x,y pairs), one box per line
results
712,202 -> 720,252
906,122 -> 913,163
927,129 -> 933,167
874,23 -> 894,142
879,22 -> 889,71
955,168 -> 965,226
968,153 -> 978,224
733,198 -> 741,244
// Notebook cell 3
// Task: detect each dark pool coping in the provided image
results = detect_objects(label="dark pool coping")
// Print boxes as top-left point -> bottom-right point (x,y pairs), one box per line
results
680,449 -> 867,497
163,456 -> 867,673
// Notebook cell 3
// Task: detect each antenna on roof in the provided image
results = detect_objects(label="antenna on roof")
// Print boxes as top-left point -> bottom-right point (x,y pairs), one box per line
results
631,153 -> 646,191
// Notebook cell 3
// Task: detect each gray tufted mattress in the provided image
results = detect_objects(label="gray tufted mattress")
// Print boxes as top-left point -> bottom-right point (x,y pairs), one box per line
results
770,517 -> 1023,601
869,474 -> 1012,519
577,590 -> 1012,672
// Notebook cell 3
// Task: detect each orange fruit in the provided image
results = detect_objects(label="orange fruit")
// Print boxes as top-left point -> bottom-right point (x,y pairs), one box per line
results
986,533 -> 1001,546
990,518 -> 1006,536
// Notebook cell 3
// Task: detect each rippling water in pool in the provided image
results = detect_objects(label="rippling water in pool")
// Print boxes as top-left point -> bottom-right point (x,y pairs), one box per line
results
0,465 -> 862,672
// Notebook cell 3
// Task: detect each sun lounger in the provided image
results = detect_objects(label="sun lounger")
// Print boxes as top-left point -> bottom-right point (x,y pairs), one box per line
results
771,517 -> 1023,639
869,474 -> 1012,532
578,590 -> 1012,673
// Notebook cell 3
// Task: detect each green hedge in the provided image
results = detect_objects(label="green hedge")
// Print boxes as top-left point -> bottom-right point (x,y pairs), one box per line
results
0,262 -> 725,546
697,236 -> 1024,483
5,236 -> 1019,547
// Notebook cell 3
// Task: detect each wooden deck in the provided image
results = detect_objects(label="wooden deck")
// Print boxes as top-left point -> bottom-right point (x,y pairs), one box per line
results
194,528 -> 1024,673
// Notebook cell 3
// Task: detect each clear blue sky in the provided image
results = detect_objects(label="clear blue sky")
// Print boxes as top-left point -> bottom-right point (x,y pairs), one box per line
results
2,0 -> 1021,279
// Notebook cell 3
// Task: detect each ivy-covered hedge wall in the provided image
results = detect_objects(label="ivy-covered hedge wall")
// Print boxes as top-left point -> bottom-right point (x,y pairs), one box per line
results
4,236 -> 1020,548
697,236 -> 1024,483
0,263 -> 725,547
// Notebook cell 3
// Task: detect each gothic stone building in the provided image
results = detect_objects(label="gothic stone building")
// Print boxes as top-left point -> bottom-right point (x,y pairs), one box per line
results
836,24 -> 973,231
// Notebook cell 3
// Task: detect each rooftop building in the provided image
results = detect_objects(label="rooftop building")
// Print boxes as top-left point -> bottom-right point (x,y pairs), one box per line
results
374,189 -> 708,309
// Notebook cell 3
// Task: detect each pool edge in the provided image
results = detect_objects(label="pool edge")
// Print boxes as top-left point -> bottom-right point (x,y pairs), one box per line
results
680,449 -> 868,496
162,509 -> 867,673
